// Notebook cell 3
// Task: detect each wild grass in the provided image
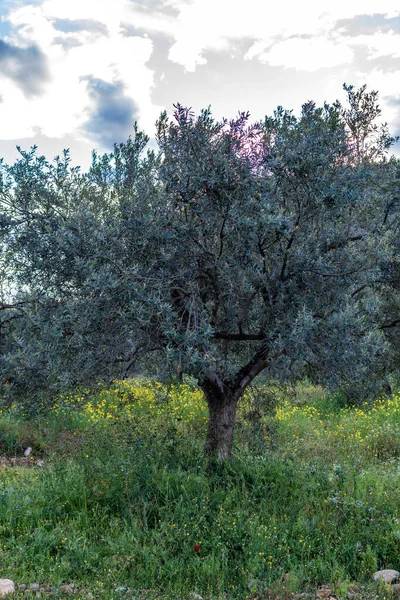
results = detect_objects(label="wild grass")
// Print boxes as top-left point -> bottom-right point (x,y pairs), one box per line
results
0,380 -> 400,599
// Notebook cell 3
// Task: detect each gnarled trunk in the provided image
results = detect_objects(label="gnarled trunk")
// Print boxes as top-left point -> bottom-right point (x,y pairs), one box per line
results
201,344 -> 270,460
204,390 -> 238,460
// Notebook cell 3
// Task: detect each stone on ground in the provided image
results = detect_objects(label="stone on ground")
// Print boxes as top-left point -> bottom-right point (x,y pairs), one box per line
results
59,584 -> 74,594
373,570 -> 400,583
317,585 -> 333,598
0,579 -> 14,597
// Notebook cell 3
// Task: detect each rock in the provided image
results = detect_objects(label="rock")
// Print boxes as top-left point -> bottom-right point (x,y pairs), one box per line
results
59,585 -> 74,594
30,584 -> 40,592
317,586 -> 333,599
0,579 -> 14,597
24,447 -> 32,457
189,594 -> 203,600
373,569 -> 400,584
18,584 -> 27,591
392,584 -> 400,597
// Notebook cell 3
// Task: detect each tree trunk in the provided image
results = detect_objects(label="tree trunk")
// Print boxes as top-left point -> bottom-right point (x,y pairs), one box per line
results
204,388 -> 238,460
201,344 -> 270,460
176,363 -> 183,383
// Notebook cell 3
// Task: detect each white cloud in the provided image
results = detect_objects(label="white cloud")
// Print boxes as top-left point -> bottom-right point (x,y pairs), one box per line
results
258,37 -> 354,71
144,0 -> 400,72
362,68 -> 400,124
6,5 -> 56,47
1,0 -> 399,163
164,0 -> 328,70
153,0 -> 399,148
321,1 -> 399,21
0,0 -> 162,145
349,31 -> 400,59
41,0 -> 126,36
0,80 -> 37,139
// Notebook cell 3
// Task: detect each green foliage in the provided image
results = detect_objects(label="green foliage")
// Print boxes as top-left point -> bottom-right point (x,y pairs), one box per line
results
342,83 -> 398,163
0,382 -> 400,598
0,411 -> 48,455
0,86 -> 399,450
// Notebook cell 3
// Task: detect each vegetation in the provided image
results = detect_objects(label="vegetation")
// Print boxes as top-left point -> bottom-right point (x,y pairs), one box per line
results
1,85 -> 400,595
1,380 -> 400,599
1,84 -> 399,458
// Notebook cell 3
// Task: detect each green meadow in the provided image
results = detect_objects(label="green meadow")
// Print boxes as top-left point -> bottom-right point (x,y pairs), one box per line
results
1,380 -> 400,599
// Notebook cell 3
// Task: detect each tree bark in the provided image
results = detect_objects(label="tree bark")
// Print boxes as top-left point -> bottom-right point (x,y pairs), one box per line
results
204,388 -> 238,460
201,344 -> 270,460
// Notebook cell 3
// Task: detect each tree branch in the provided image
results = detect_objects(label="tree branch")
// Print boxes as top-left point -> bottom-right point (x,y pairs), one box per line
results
0,301 -> 29,311
214,331 -> 265,341
202,369 -> 228,397
380,318 -> 400,329
230,343 -> 270,398
217,200 -> 230,260
350,280 -> 386,299
323,234 -> 363,252
0,314 -> 24,329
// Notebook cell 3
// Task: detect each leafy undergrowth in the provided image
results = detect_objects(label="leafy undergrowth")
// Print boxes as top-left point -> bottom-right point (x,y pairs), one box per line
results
1,380 -> 400,599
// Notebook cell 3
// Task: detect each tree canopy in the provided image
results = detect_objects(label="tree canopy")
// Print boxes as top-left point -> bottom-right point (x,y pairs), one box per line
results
1,84 -> 399,458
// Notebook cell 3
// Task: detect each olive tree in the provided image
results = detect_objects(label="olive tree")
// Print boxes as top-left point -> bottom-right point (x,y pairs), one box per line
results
1,87 -> 399,458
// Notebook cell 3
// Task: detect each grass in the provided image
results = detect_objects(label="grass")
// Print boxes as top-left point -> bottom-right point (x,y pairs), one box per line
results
0,379 -> 400,599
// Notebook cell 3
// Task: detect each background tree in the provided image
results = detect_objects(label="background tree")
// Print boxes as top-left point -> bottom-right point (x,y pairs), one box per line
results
341,83 -> 397,163
1,87 -> 399,458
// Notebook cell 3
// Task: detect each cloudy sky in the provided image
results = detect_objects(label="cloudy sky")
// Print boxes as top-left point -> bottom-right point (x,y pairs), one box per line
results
0,0 -> 399,170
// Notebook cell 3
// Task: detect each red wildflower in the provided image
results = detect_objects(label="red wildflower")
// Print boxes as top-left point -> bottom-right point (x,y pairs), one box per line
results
194,544 -> 201,552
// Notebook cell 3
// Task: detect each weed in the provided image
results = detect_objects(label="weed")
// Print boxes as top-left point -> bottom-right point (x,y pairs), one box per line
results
0,381 -> 399,598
